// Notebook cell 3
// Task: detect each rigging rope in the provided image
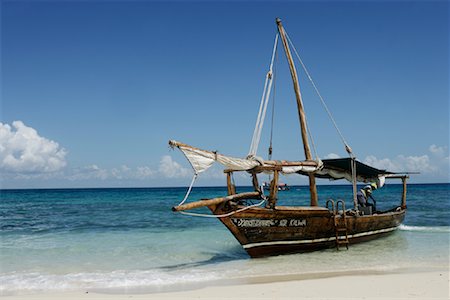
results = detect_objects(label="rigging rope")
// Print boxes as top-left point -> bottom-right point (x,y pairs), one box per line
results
248,33 -> 279,157
268,44 -> 278,161
176,173 -> 198,207
306,117 -> 320,161
285,32 -> 354,157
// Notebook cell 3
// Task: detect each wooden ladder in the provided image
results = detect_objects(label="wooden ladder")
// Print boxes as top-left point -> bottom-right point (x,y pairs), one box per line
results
334,200 -> 349,250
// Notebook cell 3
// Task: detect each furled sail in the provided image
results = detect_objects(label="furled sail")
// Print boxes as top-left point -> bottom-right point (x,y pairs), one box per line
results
169,140 -> 321,175
169,140 -> 261,174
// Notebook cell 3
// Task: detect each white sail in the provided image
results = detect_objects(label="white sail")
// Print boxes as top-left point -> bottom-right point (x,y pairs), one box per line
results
169,140 -> 261,174
169,140 -> 323,175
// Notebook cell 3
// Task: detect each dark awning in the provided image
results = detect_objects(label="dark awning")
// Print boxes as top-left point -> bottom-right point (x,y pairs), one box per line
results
321,158 -> 393,178
297,158 -> 395,182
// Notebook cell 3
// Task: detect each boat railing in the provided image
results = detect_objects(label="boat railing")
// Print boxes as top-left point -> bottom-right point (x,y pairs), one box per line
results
326,199 -> 335,214
336,199 -> 346,215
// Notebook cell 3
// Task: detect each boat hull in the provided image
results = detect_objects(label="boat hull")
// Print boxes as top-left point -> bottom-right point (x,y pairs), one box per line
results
209,205 -> 406,258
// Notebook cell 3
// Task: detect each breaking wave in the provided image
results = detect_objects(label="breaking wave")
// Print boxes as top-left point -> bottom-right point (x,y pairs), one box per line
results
399,224 -> 450,233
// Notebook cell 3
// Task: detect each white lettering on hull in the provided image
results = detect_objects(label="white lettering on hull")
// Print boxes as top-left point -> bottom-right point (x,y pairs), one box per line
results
232,218 -> 307,228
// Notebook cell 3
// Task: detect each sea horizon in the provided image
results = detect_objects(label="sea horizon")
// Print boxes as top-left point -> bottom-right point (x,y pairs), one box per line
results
1,181 -> 449,191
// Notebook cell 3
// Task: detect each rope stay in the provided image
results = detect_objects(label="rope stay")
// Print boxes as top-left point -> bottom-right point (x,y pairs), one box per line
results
176,173 -> 198,207
248,33 -> 279,158
285,32 -> 354,158
268,42 -> 278,161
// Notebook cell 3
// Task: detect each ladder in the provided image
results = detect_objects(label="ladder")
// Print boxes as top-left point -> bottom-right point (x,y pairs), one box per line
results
334,200 -> 349,250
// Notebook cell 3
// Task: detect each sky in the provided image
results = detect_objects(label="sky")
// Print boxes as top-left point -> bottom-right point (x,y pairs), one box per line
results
1,0 -> 449,189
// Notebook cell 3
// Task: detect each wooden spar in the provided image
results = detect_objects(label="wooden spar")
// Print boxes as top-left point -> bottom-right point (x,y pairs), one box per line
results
263,160 -> 318,166
172,191 -> 261,212
401,176 -> 407,209
251,173 -> 261,192
267,169 -> 279,208
225,171 -> 236,195
351,158 -> 358,211
276,18 -> 318,206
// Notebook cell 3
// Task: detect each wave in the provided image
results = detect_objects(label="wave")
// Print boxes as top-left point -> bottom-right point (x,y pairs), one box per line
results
0,269 -> 224,295
399,224 -> 450,233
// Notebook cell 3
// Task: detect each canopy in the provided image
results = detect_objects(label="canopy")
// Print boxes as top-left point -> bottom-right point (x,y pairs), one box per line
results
322,158 -> 393,178
307,158 -> 394,187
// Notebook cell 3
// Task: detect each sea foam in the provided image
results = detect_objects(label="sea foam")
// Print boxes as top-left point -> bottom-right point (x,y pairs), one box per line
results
399,224 -> 450,233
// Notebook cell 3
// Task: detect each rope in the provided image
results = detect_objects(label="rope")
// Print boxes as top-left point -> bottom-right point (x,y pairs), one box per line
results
306,120 -> 320,161
268,45 -> 278,162
176,173 -> 198,207
285,32 -> 354,157
248,33 -> 279,157
249,73 -> 270,156
179,199 -> 266,218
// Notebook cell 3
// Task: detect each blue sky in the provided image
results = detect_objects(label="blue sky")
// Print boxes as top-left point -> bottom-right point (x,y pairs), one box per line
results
1,0 -> 449,188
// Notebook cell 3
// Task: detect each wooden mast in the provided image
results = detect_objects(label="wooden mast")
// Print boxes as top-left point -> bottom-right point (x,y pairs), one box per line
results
276,18 -> 318,206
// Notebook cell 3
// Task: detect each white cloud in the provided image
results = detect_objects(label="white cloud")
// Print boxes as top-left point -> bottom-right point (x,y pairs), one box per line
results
61,156 -> 198,182
324,153 -> 340,159
66,155 -> 194,181
135,166 -> 156,178
68,165 -> 110,180
363,145 -> 449,179
398,155 -> 436,173
0,121 -> 67,174
4,121 -> 445,186
364,155 -> 399,171
429,144 -> 446,156
158,155 -> 191,178
67,164 -> 157,181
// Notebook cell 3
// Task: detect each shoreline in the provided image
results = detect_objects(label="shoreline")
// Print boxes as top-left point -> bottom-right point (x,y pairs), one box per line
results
3,268 -> 449,299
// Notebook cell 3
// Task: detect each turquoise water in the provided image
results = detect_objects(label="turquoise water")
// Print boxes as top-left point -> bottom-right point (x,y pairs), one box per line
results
1,184 -> 449,294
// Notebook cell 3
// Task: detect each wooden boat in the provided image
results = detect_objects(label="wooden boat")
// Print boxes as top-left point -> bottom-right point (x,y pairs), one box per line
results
169,18 -> 409,258
263,182 -> 289,191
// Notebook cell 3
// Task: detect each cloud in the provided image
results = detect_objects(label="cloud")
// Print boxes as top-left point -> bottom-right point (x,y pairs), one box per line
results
363,145 -> 449,179
67,164 -> 157,181
158,155 -> 191,178
3,121 -> 446,186
429,144 -> 446,156
364,155 -> 399,171
64,155 -> 192,181
324,153 -> 340,159
63,155 -> 192,181
64,156 -> 215,182
68,165 -> 110,180
0,121 -> 67,174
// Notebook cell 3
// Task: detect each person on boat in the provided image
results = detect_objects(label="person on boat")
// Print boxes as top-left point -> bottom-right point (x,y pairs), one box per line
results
357,183 -> 377,212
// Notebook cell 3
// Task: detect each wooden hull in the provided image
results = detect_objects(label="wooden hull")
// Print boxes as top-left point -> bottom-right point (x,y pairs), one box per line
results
209,205 -> 406,258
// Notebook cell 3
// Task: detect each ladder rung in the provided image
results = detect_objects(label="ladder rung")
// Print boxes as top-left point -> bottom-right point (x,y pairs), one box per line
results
333,212 -> 349,250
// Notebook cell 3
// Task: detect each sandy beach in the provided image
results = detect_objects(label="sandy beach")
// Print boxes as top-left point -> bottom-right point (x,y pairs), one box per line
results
4,270 -> 449,300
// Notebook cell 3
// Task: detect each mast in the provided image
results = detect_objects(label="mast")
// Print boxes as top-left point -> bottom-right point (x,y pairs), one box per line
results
276,18 -> 318,206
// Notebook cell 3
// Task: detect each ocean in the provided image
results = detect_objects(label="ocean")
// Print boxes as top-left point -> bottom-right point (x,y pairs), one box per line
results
1,183 -> 449,295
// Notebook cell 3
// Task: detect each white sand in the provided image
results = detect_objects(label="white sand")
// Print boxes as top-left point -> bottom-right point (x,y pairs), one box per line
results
4,270 -> 449,300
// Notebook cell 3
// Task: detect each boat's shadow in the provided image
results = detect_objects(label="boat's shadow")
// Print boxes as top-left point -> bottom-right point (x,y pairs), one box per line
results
159,246 -> 248,271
